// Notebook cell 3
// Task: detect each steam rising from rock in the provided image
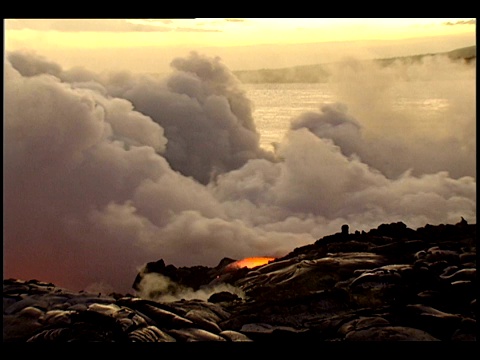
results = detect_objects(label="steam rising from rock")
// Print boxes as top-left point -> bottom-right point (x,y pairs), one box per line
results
136,273 -> 245,302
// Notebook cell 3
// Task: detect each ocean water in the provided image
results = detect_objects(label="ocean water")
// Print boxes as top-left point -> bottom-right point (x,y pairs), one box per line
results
244,83 -> 333,150
243,82 -> 465,152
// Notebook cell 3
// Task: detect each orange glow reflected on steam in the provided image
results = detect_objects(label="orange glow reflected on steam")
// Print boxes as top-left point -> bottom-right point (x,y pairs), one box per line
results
229,257 -> 276,270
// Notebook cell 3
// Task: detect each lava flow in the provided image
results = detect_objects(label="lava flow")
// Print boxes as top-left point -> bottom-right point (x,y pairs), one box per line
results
226,257 -> 276,271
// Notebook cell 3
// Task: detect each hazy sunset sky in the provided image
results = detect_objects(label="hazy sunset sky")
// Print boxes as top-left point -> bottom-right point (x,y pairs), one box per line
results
4,18 -> 476,73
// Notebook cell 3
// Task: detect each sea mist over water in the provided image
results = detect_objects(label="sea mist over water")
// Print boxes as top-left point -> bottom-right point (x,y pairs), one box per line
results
4,50 -> 476,294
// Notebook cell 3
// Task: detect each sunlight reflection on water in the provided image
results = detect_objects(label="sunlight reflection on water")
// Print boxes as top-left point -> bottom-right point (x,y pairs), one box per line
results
244,83 -> 453,152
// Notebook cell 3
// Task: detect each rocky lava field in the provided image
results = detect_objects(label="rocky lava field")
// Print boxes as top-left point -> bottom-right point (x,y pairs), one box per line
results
3,220 -> 476,343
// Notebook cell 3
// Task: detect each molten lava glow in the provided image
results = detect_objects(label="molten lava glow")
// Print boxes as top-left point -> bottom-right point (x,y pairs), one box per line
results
230,257 -> 276,270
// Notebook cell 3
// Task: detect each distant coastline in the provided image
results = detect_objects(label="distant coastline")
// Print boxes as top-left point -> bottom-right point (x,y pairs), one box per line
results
233,45 -> 476,84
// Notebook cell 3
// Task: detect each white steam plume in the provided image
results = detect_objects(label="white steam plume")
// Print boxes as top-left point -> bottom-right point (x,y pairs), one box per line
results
136,273 -> 245,303
4,49 -> 475,295
314,56 -> 476,179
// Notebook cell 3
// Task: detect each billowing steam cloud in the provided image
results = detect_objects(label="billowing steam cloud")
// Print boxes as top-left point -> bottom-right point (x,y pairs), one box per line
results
135,273 -> 245,302
311,56 -> 476,180
108,52 -> 275,184
4,50 -> 476,294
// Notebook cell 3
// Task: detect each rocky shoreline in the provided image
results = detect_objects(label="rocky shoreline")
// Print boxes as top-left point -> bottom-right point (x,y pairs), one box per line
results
3,220 -> 476,342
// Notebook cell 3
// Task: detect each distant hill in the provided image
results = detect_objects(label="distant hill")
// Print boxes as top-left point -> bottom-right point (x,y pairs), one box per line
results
446,45 -> 476,61
233,45 -> 476,84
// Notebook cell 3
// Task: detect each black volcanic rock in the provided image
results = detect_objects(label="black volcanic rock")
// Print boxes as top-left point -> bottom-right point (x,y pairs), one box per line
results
3,220 -> 476,342
235,252 -> 387,302
368,221 -> 416,239
208,291 -> 242,303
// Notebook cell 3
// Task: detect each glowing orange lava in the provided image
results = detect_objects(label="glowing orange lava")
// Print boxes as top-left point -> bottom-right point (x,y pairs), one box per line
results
228,257 -> 276,270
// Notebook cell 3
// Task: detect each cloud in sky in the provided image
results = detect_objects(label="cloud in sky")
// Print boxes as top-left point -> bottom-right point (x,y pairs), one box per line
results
3,49 -> 476,294
443,19 -> 476,26
225,19 -> 246,23
5,19 -> 222,33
